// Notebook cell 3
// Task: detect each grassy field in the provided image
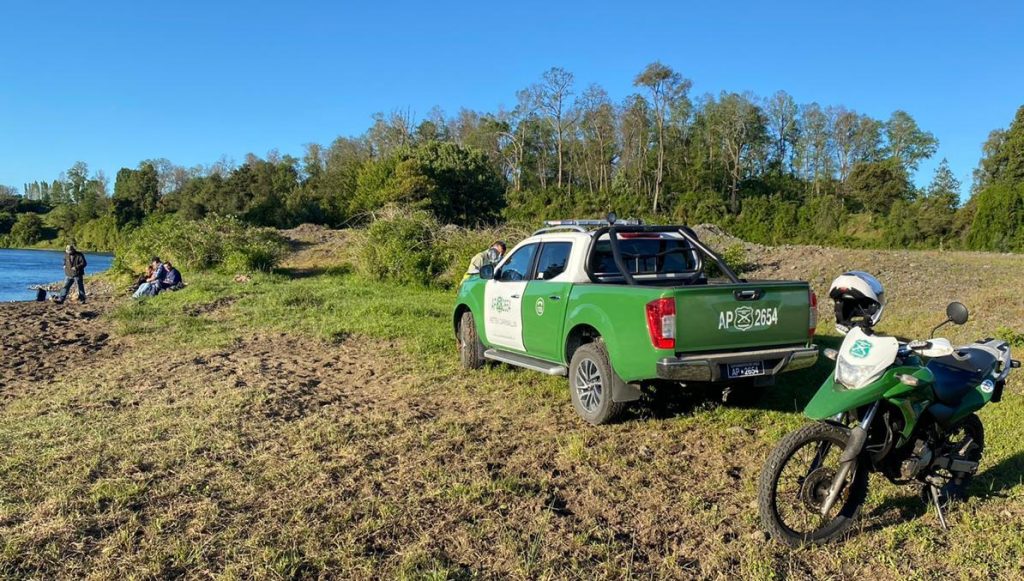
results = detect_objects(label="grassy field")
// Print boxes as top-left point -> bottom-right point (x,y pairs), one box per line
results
1,233 -> 1023,579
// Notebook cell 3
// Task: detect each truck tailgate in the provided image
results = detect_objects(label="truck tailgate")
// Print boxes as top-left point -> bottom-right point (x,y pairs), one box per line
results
674,281 -> 811,353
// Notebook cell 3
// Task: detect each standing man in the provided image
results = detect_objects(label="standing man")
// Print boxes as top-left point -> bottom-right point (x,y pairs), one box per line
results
57,244 -> 88,304
463,240 -> 506,283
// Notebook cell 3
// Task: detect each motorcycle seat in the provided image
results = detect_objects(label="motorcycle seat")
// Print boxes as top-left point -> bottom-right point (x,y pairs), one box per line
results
926,347 -> 998,405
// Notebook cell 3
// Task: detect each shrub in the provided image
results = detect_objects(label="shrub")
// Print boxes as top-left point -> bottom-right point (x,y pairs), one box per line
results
705,242 -> 747,278
996,326 -> 1024,348
435,223 -> 530,288
72,215 -> 122,252
353,206 -> 528,288
354,206 -> 444,286
115,214 -> 286,274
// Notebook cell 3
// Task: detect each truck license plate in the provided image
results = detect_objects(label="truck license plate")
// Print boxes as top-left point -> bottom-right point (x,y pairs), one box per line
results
727,361 -> 764,379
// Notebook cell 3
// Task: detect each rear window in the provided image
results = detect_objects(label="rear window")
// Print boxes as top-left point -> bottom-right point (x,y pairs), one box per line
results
589,237 -> 700,276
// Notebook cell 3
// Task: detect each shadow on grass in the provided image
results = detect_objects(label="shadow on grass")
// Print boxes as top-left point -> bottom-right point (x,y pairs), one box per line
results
851,451 -> 1024,536
974,451 -> 1024,496
862,493 -> 928,534
274,265 -> 352,279
755,335 -> 844,413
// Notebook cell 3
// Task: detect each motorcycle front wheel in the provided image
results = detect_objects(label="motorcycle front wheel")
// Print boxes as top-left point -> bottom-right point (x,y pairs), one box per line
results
758,421 -> 869,546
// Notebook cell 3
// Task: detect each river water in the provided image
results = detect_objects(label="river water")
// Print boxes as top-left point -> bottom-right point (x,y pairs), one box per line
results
0,249 -> 114,302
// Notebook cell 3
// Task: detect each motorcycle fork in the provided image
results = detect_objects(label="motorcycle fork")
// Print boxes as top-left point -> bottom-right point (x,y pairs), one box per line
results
819,401 -> 881,517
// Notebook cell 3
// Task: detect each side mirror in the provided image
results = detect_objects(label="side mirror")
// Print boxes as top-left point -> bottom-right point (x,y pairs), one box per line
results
946,302 -> 969,325
930,301 -> 969,338
479,264 -> 495,280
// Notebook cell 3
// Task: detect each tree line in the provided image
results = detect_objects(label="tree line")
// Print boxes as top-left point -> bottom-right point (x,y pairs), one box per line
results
2,63 -> 1023,253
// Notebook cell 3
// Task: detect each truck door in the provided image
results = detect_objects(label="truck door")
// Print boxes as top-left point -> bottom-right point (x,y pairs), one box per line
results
522,241 -> 573,362
484,243 -> 538,352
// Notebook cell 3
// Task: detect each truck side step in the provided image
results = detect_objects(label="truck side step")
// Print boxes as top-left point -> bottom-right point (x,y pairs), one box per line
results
484,349 -> 568,376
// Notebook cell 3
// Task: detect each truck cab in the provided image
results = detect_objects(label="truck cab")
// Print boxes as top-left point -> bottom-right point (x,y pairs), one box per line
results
454,219 -> 818,424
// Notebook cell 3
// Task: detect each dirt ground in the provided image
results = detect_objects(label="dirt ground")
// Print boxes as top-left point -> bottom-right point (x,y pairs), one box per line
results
0,281 -> 118,406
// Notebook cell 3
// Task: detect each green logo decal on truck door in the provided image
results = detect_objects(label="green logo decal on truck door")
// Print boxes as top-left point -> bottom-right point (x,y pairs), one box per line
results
535,297 -> 545,316
491,296 -> 512,314
718,306 -> 779,331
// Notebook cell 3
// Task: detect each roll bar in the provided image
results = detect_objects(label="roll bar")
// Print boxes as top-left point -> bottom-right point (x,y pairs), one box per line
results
585,224 -> 743,286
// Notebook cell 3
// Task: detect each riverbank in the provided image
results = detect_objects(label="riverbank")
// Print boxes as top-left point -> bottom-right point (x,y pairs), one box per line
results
0,248 -> 116,302
0,279 -> 118,403
1,227 -> 1022,578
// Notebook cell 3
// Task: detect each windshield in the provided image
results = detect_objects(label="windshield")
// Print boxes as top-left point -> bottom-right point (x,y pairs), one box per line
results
835,327 -> 899,389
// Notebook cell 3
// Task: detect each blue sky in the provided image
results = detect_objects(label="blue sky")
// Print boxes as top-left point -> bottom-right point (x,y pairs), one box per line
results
1,1 -> 1022,199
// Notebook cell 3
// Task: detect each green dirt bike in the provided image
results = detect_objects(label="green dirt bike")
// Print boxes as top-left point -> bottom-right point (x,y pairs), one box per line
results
758,302 -> 1020,546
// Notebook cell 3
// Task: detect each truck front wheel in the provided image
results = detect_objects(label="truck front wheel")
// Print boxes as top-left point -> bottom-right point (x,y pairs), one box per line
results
458,311 -> 486,369
569,342 -> 627,425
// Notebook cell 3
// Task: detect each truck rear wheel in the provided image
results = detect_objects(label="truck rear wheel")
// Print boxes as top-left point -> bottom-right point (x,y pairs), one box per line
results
458,311 -> 486,369
569,342 -> 627,425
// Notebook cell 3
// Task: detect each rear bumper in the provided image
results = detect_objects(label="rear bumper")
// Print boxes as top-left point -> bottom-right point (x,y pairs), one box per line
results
656,345 -> 819,382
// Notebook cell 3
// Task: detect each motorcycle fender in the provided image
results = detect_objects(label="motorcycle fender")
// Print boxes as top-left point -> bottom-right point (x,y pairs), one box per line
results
804,367 -> 929,421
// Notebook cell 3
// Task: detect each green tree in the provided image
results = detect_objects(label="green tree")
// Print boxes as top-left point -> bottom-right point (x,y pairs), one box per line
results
966,182 -> 1024,252
0,211 -> 14,234
113,162 -> 160,227
847,159 -> 912,214
9,212 -> 44,246
916,159 -> 960,246
634,62 -> 692,213
704,92 -> 768,213
885,110 -> 938,172
353,141 -> 504,226
973,105 -> 1024,191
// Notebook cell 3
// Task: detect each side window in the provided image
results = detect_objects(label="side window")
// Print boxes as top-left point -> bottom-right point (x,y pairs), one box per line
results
498,244 -> 538,282
534,242 -> 572,280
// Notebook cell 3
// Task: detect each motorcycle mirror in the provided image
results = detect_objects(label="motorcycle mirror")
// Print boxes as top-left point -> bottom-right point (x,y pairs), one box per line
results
823,348 -> 838,361
479,264 -> 495,280
930,302 -> 970,338
946,302 -> 969,325
607,211 -> 618,225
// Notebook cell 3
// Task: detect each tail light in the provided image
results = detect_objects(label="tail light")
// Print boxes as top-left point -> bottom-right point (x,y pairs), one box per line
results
809,290 -> 818,337
646,297 -> 676,350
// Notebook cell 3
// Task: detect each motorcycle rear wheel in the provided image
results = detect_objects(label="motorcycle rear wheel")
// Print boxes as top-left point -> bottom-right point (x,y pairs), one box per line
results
931,413 -> 985,505
758,421 -> 869,546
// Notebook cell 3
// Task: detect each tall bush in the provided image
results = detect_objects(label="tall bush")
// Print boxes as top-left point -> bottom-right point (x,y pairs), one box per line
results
354,207 -> 445,286
115,214 -> 286,273
354,206 -> 528,288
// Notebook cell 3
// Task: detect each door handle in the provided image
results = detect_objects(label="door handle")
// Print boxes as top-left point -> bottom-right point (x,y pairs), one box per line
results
549,295 -> 561,301
734,289 -> 762,301
511,294 -> 520,299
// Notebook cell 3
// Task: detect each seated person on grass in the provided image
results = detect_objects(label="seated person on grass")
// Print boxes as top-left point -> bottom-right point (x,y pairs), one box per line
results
132,257 -> 166,299
158,261 -> 183,292
132,256 -> 162,292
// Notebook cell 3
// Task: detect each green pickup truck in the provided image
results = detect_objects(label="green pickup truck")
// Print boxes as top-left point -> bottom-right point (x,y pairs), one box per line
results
454,220 -> 819,424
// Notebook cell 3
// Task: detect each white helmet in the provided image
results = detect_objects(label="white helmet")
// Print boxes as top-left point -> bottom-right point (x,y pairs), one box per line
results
828,271 -> 885,334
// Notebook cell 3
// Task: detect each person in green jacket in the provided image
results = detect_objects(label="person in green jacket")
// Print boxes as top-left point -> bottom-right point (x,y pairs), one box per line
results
56,244 -> 87,304
462,241 -> 506,284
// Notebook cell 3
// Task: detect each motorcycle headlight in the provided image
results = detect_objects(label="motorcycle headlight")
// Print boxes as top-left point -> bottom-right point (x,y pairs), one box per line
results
835,355 -> 886,389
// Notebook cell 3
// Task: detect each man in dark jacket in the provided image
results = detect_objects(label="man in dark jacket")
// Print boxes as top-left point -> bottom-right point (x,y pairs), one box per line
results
158,260 -> 183,291
57,244 -> 88,304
